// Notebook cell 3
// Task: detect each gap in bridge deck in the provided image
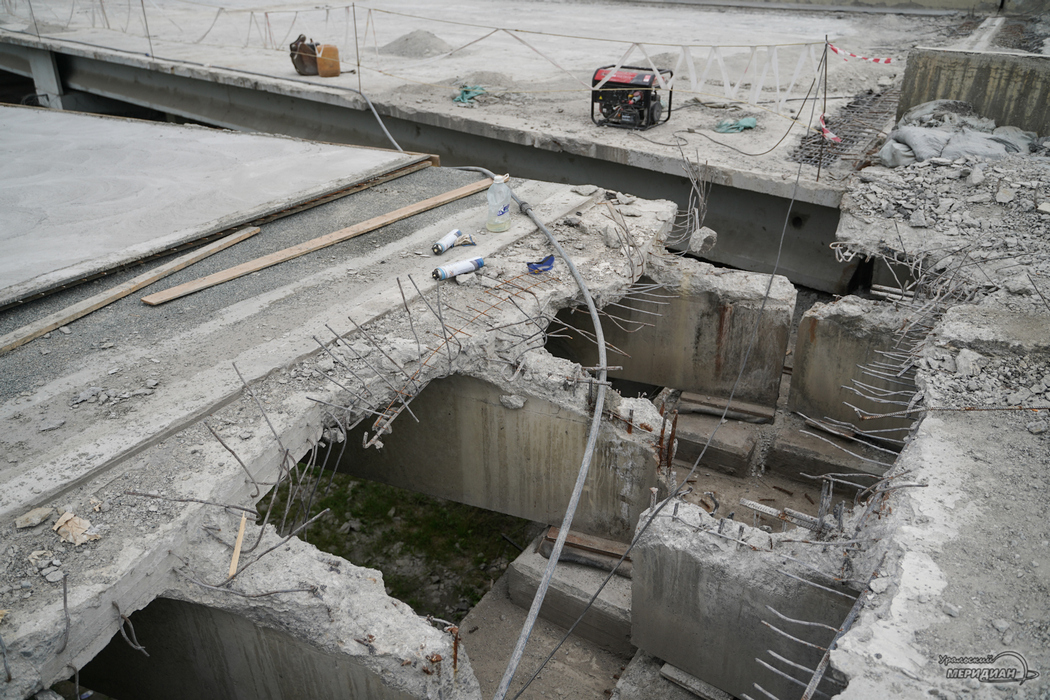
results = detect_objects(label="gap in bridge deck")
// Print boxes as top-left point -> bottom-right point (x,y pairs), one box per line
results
259,460 -> 538,624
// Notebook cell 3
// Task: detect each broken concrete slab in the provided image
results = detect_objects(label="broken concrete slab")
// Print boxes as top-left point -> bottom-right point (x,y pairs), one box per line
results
671,412 -> 759,478
0,132 -> 677,697
334,369 -> 660,543
81,512 -> 480,700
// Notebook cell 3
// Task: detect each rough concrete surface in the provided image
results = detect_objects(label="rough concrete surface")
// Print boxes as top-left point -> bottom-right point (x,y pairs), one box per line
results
631,500 -> 857,699
83,513 -> 481,700
506,541 -> 633,655
610,651 -> 697,700
827,111 -> 1050,698
0,104 -> 424,306
459,575 -> 629,700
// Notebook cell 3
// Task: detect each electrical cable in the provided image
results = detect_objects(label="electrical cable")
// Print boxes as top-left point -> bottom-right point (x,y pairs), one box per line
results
642,53 -> 824,158
452,166 -> 607,700
507,41 -> 831,700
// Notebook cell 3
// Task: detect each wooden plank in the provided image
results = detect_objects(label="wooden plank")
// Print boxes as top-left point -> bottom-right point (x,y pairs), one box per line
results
142,178 -> 493,306
679,391 -> 776,422
0,160 -> 432,315
0,226 -> 260,356
544,526 -> 631,560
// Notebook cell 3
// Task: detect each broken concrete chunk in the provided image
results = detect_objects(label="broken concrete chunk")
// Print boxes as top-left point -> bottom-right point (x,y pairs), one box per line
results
954,348 -> 985,376
995,187 -> 1016,204
15,507 -> 54,529
74,386 -> 102,404
1027,420 -> 1048,435
617,205 -> 643,217
869,578 -> 890,594
499,395 -> 526,410
39,419 -> 66,433
966,165 -> 985,186
1037,202 -> 1050,214
1003,274 -> 1033,295
58,326 -> 71,335
53,512 -> 101,545
687,226 -> 717,257
455,271 -> 478,286
908,209 -> 928,228
571,184 -> 599,196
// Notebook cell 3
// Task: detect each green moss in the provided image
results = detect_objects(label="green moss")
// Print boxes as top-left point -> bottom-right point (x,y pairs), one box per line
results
259,471 -> 531,622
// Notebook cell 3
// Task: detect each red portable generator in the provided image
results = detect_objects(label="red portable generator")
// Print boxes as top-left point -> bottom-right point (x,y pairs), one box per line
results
591,65 -> 673,130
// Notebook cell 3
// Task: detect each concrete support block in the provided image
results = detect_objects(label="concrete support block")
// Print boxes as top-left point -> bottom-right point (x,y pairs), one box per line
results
631,502 -> 854,700
506,543 -> 633,655
788,296 -> 915,437
899,49 -> 1050,137
768,419 -> 892,482
557,255 -> 796,408
671,412 -> 758,477
26,47 -> 64,109
336,369 -> 660,543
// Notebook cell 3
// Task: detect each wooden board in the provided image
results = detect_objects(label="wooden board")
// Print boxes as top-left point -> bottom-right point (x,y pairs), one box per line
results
678,391 -> 776,422
0,226 -> 260,356
142,178 -> 493,306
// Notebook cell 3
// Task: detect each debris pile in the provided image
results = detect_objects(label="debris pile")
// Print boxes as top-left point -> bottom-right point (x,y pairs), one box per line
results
878,100 -> 1050,168
843,150 -> 1050,315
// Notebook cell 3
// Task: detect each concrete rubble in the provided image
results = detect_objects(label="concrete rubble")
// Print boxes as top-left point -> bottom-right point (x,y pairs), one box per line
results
1,3 -> 1050,700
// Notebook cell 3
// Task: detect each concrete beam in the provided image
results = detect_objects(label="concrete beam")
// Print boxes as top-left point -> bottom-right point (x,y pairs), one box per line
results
899,48 -> 1050,138
0,34 -> 858,293
506,543 -> 633,655
557,255 -> 796,408
788,296 -> 916,438
631,501 -> 855,699
25,47 -> 63,109
334,370 -> 661,543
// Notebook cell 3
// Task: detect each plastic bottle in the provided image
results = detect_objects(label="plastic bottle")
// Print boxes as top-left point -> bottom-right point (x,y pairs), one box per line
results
486,174 -> 512,232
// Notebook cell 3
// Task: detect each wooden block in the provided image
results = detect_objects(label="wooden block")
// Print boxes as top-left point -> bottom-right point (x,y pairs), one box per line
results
142,178 -> 493,306
0,226 -> 260,355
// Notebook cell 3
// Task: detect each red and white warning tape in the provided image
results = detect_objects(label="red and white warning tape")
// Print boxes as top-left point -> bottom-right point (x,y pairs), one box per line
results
818,114 -> 841,143
828,43 -> 893,64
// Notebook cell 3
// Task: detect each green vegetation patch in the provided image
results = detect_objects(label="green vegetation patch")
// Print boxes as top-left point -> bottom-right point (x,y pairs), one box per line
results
259,472 -> 532,622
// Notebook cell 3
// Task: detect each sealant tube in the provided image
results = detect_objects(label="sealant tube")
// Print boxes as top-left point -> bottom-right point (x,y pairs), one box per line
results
433,257 -> 485,281
432,228 -> 475,255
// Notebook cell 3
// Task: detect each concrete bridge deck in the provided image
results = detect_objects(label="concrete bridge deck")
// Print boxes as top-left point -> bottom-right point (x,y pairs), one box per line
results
0,0 -> 982,292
